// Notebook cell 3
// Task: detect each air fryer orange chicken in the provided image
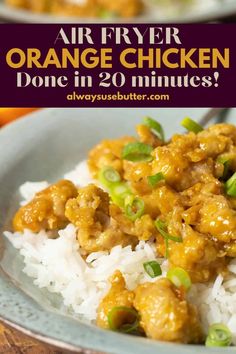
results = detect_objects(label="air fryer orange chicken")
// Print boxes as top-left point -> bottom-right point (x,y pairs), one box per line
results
12,119 -> 236,345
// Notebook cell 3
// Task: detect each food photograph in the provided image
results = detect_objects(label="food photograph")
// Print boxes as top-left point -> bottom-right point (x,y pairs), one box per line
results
0,107 -> 235,353
0,0 -> 235,349
0,0 -> 236,22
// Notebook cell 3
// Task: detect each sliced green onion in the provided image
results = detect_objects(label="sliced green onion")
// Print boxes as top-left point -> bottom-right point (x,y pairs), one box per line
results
125,196 -> 145,221
181,117 -> 203,134
110,182 -> 132,207
98,166 -> 132,207
226,181 -> 236,197
155,219 -> 182,258
143,261 -> 162,278
166,267 -> 191,291
225,172 -> 236,197
205,323 -> 232,347
97,167 -> 145,220
147,172 -> 165,187
217,156 -> 231,181
122,142 -> 153,162
98,166 -> 121,187
143,117 -> 165,141
217,156 -> 231,165
108,306 -> 139,334
155,220 -> 183,243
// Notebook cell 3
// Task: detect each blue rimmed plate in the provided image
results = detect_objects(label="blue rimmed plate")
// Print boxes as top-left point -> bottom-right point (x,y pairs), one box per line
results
0,107 -> 235,354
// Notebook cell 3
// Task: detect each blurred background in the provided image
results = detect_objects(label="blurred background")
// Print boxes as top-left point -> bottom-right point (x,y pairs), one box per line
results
0,108 -> 38,127
0,0 -> 236,23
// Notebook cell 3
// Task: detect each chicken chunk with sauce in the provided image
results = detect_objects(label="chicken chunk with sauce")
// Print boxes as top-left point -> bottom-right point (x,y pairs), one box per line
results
133,278 -> 202,343
13,180 -> 77,232
97,270 -> 135,329
157,224 -> 227,282
65,184 -> 138,253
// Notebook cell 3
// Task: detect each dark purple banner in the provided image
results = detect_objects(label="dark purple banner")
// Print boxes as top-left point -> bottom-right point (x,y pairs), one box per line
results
0,24 -> 235,107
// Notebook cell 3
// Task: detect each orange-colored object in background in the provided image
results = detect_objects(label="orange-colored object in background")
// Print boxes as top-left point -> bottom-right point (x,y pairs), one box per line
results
0,108 -> 38,126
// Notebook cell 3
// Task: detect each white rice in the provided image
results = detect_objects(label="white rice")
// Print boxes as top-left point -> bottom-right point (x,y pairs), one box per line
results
189,269 -> 236,345
4,226 -> 166,322
64,160 -> 94,187
4,160 -> 236,342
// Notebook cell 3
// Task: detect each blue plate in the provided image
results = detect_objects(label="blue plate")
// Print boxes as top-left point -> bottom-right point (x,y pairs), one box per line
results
0,107 -> 235,353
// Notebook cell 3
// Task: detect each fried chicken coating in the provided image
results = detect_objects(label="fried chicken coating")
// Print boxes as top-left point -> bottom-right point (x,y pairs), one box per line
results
13,180 -> 77,233
133,278 -> 202,343
65,184 -> 138,253
96,270 -> 135,329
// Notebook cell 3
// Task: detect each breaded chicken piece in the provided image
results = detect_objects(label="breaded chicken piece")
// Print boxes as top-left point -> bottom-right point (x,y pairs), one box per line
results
88,137 -> 135,179
13,180 -> 77,232
65,184 -> 137,253
157,224 -> 227,283
97,270 -> 135,329
134,278 -> 202,343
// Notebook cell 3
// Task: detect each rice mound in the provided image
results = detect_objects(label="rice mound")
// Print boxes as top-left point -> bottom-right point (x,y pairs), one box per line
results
3,161 -> 236,343
4,226 -> 164,321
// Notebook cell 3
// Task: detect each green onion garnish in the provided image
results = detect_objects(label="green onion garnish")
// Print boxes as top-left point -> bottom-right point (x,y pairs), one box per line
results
205,323 -> 232,347
155,220 -> 182,242
109,183 -> 132,208
122,142 -> 153,162
155,219 -> 183,258
125,196 -> 145,221
143,261 -> 162,278
108,306 -> 139,334
98,166 -> 132,207
143,117 -> 165,141
225,172 -> 236,197
147,172 -> 165,187
181,117 -> 203,134
217,156 -> 231,181
98,166 -> 121,188
166,267 -> 191,291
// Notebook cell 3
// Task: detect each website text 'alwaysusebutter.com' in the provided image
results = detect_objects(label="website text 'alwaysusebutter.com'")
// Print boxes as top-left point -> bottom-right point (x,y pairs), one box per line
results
66,91 -> 170,103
